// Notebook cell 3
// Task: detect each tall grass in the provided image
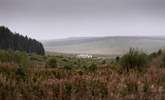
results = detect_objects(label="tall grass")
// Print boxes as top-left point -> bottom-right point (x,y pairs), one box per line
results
46,57 -> 57,68
0,49 -> 164,99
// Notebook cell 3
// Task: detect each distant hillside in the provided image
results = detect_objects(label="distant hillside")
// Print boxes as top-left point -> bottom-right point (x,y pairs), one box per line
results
44,36 -> 165,55
0,26 -> 45,55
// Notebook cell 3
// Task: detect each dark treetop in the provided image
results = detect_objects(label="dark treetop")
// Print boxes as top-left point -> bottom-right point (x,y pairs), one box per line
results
0,26 -> 45,55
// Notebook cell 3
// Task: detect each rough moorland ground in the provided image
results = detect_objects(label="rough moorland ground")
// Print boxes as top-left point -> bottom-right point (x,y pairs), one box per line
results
0,49 -> 165,100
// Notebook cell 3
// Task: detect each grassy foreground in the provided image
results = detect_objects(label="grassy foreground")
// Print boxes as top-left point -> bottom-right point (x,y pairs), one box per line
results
0,49 -> 165,100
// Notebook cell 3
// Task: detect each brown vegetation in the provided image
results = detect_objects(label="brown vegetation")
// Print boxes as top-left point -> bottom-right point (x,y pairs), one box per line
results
0,49 -> 165,100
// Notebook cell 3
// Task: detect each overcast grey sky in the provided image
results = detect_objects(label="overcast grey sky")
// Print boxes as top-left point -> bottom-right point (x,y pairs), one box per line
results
0,0 -> 165,40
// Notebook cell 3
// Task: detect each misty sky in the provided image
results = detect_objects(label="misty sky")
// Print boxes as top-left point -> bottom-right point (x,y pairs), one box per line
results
0,0 -> 165,40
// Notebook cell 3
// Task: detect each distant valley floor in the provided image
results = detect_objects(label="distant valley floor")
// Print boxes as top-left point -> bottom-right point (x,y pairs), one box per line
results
43,36 -> 165,56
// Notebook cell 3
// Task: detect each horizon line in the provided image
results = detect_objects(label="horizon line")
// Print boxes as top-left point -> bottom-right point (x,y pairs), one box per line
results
41,35 -> 165,41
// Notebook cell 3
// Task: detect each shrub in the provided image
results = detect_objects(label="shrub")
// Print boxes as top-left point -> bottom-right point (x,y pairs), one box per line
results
160,52 -> 165,68
46,57 -> 57,68
88,62 -> 97,72
101,60 -> 106,64
64,82 -> 73,95
63,61 -> 73,71
0,50 -> 11,63
64,64 -> 72,71
149,49 -> 162,59
149,52 -> 157,58
157,49 -> 162,55
15,67 -> 25,76
75,69 -> 83,75
120,48 -> 149,72
0,50 -> 30,68
115,56 -> 120,62
14,51 -> 30,68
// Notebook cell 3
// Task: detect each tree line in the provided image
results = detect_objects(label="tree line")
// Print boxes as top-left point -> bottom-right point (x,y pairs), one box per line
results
0,26 -> 45,55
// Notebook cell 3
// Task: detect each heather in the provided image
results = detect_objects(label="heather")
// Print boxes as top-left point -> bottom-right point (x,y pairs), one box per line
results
0,49 -> 164,100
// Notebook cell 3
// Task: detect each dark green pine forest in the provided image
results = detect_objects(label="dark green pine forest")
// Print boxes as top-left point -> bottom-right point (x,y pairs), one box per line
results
0,26 -> 45,55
